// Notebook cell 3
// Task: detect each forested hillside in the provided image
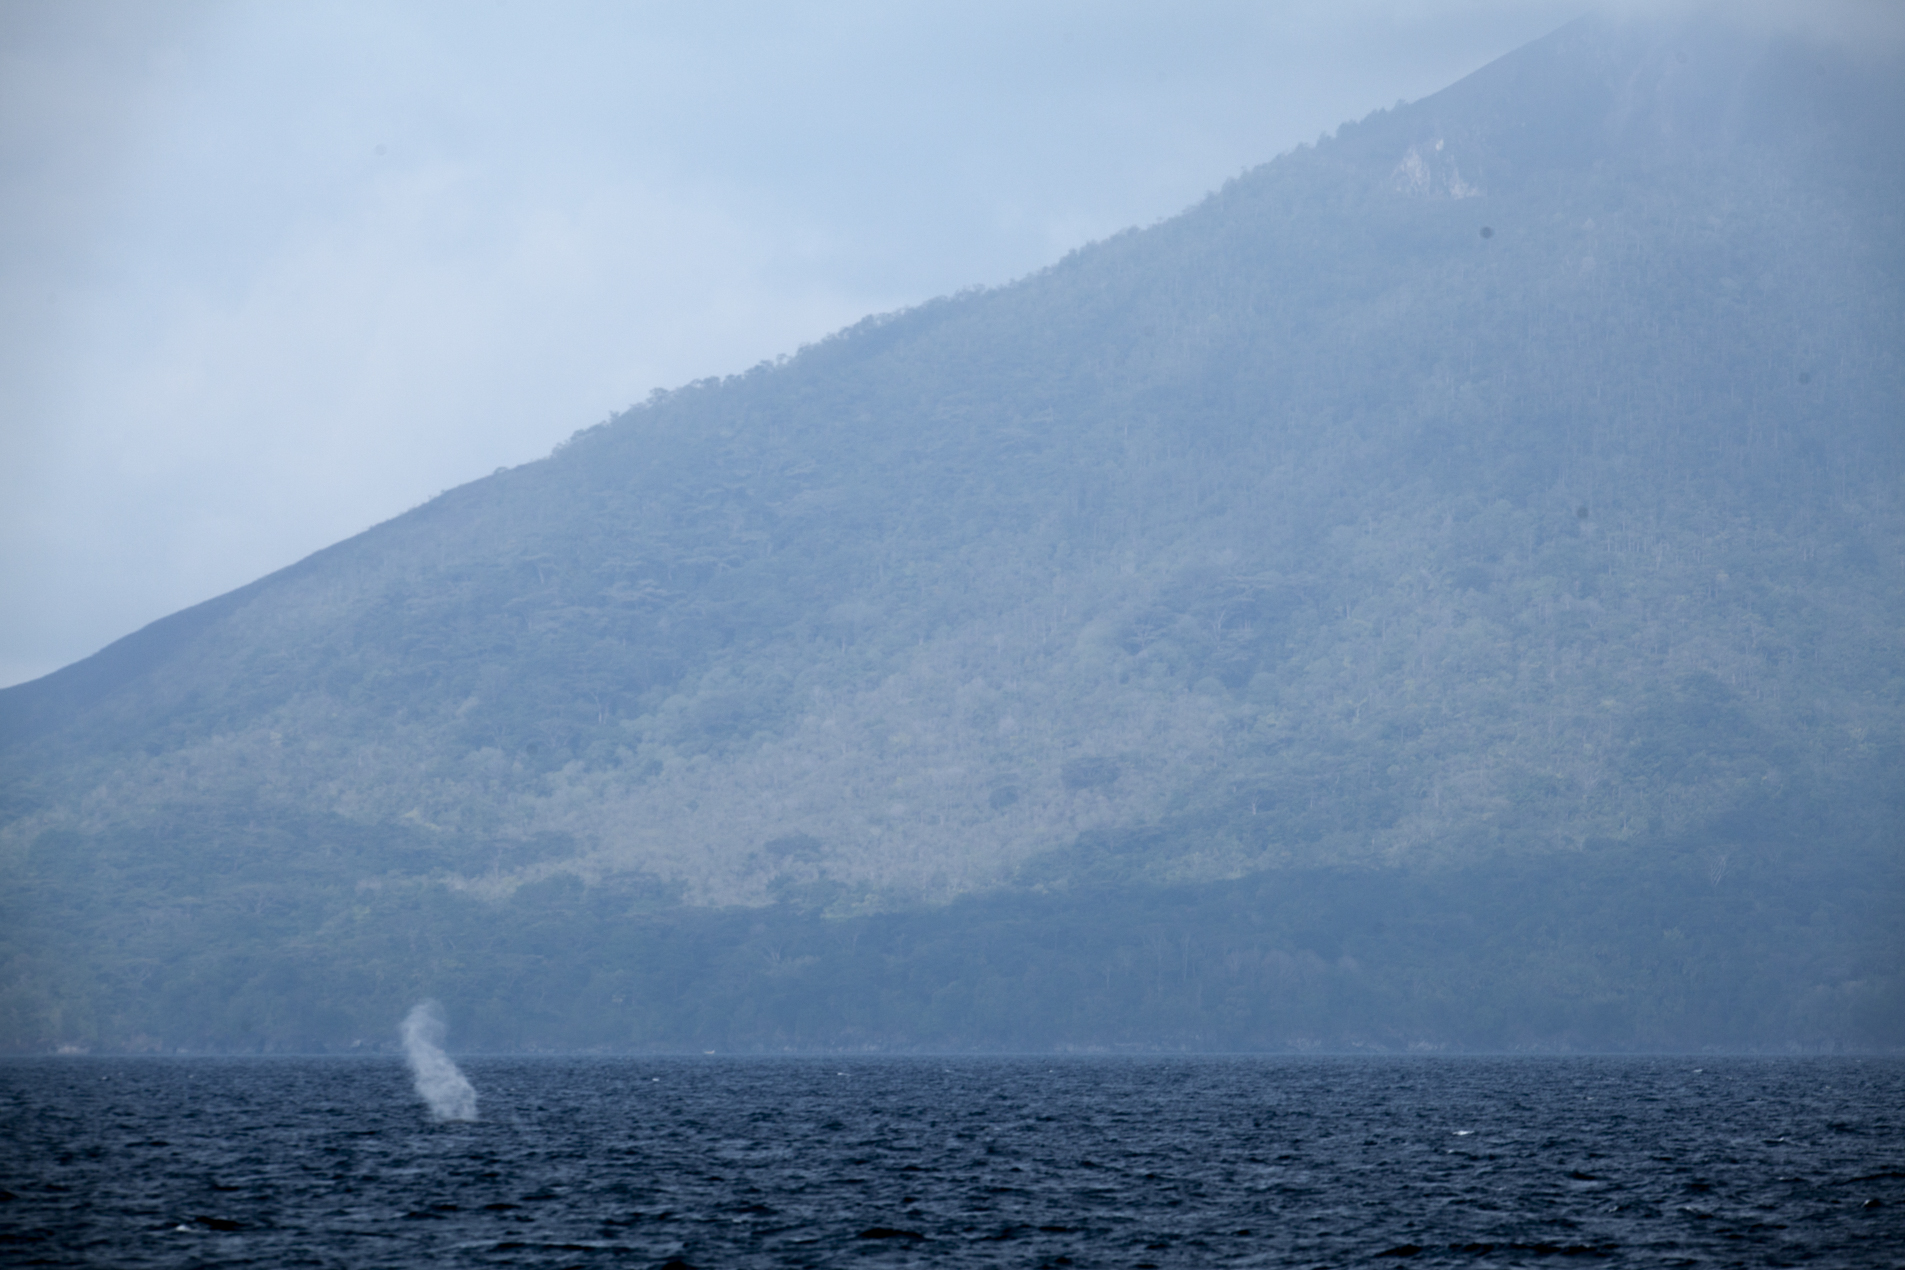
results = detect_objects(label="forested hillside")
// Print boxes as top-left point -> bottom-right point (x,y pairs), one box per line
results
3,14 -> 1900,1052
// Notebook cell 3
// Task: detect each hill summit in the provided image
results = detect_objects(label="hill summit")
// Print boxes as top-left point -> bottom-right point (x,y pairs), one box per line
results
4,14 -> 1901,1053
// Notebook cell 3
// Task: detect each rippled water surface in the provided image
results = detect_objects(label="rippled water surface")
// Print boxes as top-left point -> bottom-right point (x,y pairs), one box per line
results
2,1056 -> 1901,1267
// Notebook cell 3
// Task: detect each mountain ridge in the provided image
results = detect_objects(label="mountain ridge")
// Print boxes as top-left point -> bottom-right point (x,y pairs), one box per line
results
3,13 -> 1900,1050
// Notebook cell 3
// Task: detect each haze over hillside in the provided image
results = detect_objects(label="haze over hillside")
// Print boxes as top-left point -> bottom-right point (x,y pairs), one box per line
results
3,13 -> 1900,1053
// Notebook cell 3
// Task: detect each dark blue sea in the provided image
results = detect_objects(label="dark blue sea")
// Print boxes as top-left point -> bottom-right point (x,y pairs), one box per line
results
2,1056 -> 1901,1268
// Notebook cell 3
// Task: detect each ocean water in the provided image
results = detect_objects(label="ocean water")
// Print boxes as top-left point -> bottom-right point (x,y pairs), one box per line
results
1,1056 -> 1900,1267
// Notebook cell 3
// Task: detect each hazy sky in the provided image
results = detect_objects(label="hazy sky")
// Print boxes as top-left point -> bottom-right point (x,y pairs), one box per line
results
6,0 -> 1841,687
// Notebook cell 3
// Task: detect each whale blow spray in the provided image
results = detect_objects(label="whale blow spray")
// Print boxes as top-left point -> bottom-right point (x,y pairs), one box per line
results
400,1000 -> 478,1121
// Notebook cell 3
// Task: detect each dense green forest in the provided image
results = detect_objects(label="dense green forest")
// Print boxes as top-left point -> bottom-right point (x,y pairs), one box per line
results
8,804 -> 1898,1052
2,15 -> 1900,1051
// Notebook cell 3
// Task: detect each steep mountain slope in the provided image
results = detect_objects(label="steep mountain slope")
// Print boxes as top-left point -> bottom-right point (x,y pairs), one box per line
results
4,15 -> 1901,1051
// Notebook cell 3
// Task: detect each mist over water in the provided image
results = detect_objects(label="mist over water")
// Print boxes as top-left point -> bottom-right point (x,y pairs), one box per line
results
400,1000 -> 477,1121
